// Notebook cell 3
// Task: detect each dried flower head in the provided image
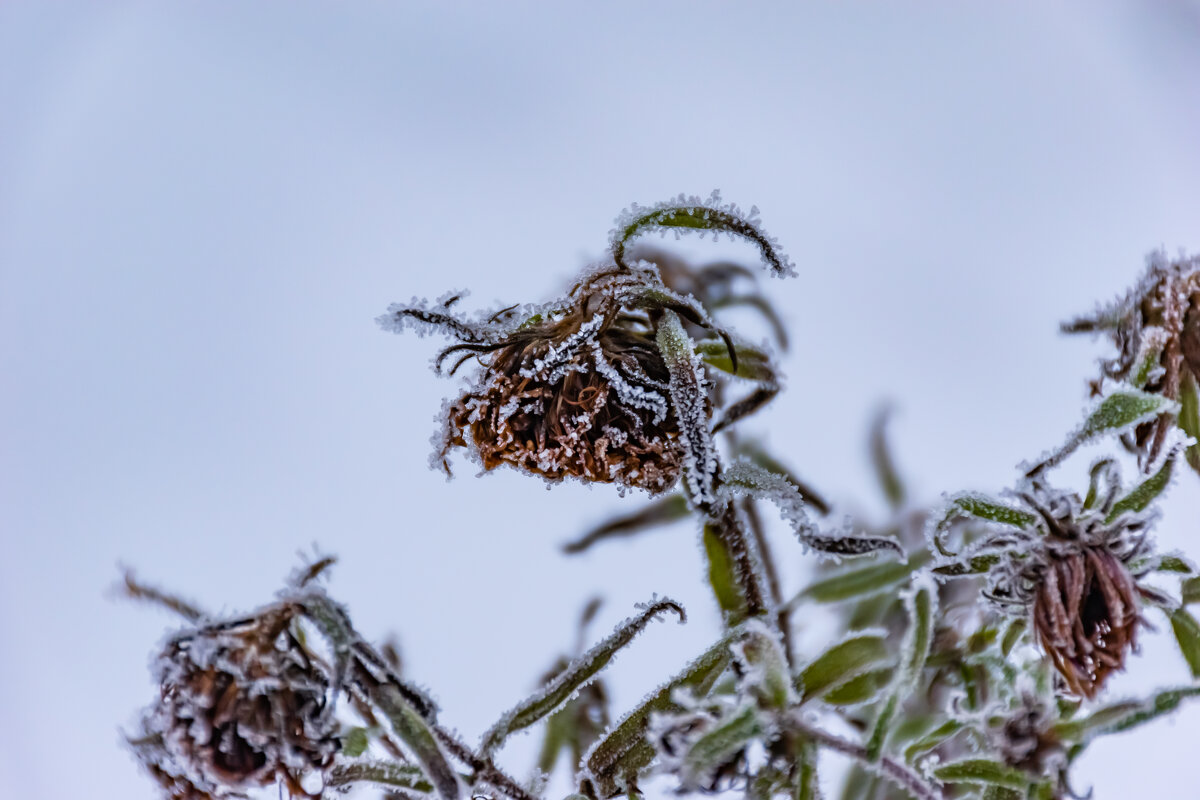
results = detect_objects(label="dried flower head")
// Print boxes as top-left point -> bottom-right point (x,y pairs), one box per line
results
938,480 -> 1153,699
141,603 -> 339,798
380,263 -> 734,494
1065,250 -> 1200,467
379,194 -> 794,498
994,694 -> 1067,791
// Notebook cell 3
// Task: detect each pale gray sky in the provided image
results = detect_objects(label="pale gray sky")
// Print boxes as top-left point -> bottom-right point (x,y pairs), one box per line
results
2,2 -> 1200,797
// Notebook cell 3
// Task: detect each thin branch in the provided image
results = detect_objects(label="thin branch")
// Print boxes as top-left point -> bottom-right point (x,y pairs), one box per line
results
432,726 -> 538,800
787,715 -> 943,800
118,568 -> 206,622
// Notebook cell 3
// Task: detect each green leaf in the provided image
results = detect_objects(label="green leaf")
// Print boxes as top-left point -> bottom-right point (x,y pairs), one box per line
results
1001,619 -> 1027,657
932,759 -> 1029,790
735,623 -> 794,710
326,761 -> 434,794
932,552 -> 1003,577
612,193 -> 795,278
341,726 -> 370,758
481,599 -> 685,755
931,493 -> 1035,557
1170,607 -> 1200,677
562,494 -> 689,554
1027,388 -> 1178,475
864,693 -> 898,762
695,339 -> 777,383
1106,450 -> 1176,522
870,406 -> 907,510
823,667 -> 895,706
1182,576 -> 1200,605
681,704 -> 763,787
797,633 -> 890,704
1130,331 -> 1166,389
791,553 -> 928,605
898,582 -> 935,692
370,682 -> 461,800
1180,370 -> 1200,474
1055,686 -> 1200,742
981,787 -> 1024,800
583,633 -> 733,797
793,739 -> 820,800
903,719 -> 964,763
704,521 -> 750,626
658,311 -> 719,511
1083,457 -> 1118,510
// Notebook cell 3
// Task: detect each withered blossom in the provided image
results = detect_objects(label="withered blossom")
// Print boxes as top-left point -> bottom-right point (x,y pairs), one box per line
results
994,695 -> 1067,795
138,602 -> 339,798
379,263 -> 735,495
1065,250 -> 1200,467
942,481 -> 1153,699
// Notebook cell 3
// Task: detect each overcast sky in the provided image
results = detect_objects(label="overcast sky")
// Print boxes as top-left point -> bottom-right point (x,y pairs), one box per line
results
3,2 -> 1200,798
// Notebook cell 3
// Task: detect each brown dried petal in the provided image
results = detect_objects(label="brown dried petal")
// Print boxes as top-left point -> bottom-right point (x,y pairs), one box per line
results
1033,548 -> 1139,699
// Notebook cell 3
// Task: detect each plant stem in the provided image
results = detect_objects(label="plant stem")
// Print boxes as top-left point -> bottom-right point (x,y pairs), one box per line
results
787,714 -> 943,800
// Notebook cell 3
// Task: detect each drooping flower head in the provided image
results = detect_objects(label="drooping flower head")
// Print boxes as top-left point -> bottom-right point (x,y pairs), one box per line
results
1065,250 -> 1200,469
137,602 -> 339,798
934,477 -> 1154,699
378,193 -> 793,499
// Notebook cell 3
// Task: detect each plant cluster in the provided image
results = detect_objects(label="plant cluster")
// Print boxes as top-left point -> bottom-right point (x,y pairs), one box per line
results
123,195 -> 1200,800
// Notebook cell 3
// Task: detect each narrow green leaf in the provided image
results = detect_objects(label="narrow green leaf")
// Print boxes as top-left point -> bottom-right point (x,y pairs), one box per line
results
1179,370 -> 1200,474
583,633 -> 733,796
696,339 -> 777,382
562,494 -> 689,554
793,738 -> 820,800
682,704 -> 763,787
797,633 -> 890,703
481,599 -> 685,755
735,622 -> 794,710
902,719 -> 964,763
1170,607 -> 1200,677
865,694 -> 898,762
791,553 -> 928,606
612,192 -> 795,278
823,667 -> 895,706
1130,331 -> 1166,389
1001,619 -> 1027,657
326,761 -> 434,794
1182,576 -> 1200,605
1083,457 -> 1118,510
932,552 -> 1003,577
658,311 -> 719,511
1027,389 -> 1178,475
982,787 -> 1023,800
704,521 -> 750,626
945,494 -> 1037,528
1156,553 -> 1196,574
370,682 -> 461,800
1055,686 -> 1200,742
870,406 -> 906,510
933,759 -> 1028,790
341,726 -> 370,758
899,582 -> 935,692
1106,451 -> 1176,522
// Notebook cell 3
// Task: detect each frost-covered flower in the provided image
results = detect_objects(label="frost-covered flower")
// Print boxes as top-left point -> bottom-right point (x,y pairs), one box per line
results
379,263 -> 731,495
1065,250 -> 1200,467
937,481 -> 1153,699
996,696 -> 1066,786
139,603 -> 339,798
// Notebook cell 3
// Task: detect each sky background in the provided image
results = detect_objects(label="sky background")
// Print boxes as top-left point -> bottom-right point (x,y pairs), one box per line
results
2,2 -> 1200,797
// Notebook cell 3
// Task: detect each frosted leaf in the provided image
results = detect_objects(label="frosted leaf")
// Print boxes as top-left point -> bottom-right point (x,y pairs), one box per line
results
479,598 -> 685,756
657,312 -> 719,510
1023,388 -> 1178,476
725,459 -> 901,558
610,191 -> 797,278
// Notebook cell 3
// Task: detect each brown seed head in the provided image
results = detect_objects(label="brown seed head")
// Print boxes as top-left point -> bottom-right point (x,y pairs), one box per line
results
421,267 -> 722,494
1032,546 -> 1139,699
145,603 -> 338,797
